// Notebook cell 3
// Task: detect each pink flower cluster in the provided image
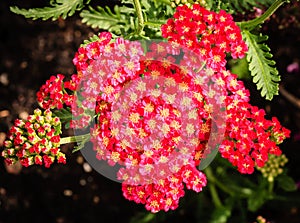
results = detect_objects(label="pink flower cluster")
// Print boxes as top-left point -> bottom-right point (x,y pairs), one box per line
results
2,109 -> 66,168
71,32 -> 220,212
122,165 -> 206,212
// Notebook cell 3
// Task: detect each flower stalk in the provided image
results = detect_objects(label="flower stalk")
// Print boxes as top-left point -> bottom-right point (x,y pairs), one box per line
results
133,0 -> 145,35
60,133 -> 91,145
204,166 -> 253,198
238,0 -> 289,30
208,179 -> 223,208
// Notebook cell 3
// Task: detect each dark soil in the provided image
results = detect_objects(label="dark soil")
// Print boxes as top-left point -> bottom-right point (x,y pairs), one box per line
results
0,1 -> 299,223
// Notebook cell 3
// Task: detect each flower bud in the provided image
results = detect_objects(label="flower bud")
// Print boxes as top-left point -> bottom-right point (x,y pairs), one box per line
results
2,108 -> 65,168
256,154 -> 288,182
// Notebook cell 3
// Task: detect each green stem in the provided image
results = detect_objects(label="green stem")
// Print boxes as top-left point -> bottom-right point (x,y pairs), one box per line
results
133,0 -> 145,35
268,180 -> 274,194
60,133 -> 90,145
205,166 -> 254,198
205,167 -> 235,196
237,0 -> 288,30
204,167 -> 223,207
208,181 -> 223,207
156,0 -> 170,5
144,21 -> 165,27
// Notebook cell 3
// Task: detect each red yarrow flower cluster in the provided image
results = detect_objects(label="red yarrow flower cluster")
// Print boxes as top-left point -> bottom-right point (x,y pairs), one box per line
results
37,74 -> 79,110
161,4 -> 248,71
2,109 -> 66,168
161,4 -> 290,174
220,88 -> 290,173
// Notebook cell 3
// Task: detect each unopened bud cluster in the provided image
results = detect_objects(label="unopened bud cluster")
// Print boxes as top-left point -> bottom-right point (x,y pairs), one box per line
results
2,109 -> 66,168
256,154 -> 288,182
170,0 -> 206,8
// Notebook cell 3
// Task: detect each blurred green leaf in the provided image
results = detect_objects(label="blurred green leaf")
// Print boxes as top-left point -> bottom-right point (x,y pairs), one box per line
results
141,0 -> 152,10
129,212 -> 156,223
53,107 -> 72,123
229,57 -> 251,80
210,206 -> 232,223
277,175 -> 297,192
247,188 -> 268,212
53,107 -> 72,129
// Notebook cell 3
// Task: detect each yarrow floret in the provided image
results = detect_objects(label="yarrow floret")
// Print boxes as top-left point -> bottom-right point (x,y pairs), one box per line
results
2,109 -> 66,168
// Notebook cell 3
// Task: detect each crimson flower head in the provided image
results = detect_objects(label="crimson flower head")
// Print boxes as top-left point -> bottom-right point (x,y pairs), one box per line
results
161,4 -> 248,71
36,74 -> 79,110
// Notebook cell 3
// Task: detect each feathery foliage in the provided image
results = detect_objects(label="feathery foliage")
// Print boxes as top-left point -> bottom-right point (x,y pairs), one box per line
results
242,30 -> 280,100
205,0 -> 274,13
80,0 -> 174,38
80,4 -> 135,35
10,0 -> 88,21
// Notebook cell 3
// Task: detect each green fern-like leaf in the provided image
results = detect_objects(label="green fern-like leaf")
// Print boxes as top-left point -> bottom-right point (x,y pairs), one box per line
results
242,30 -> 280,100
10,0 -> 86,21
205,0 -> 274,13
80,5 -> 133,35
81,34 -> 100,46
80,0 -> 173,38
